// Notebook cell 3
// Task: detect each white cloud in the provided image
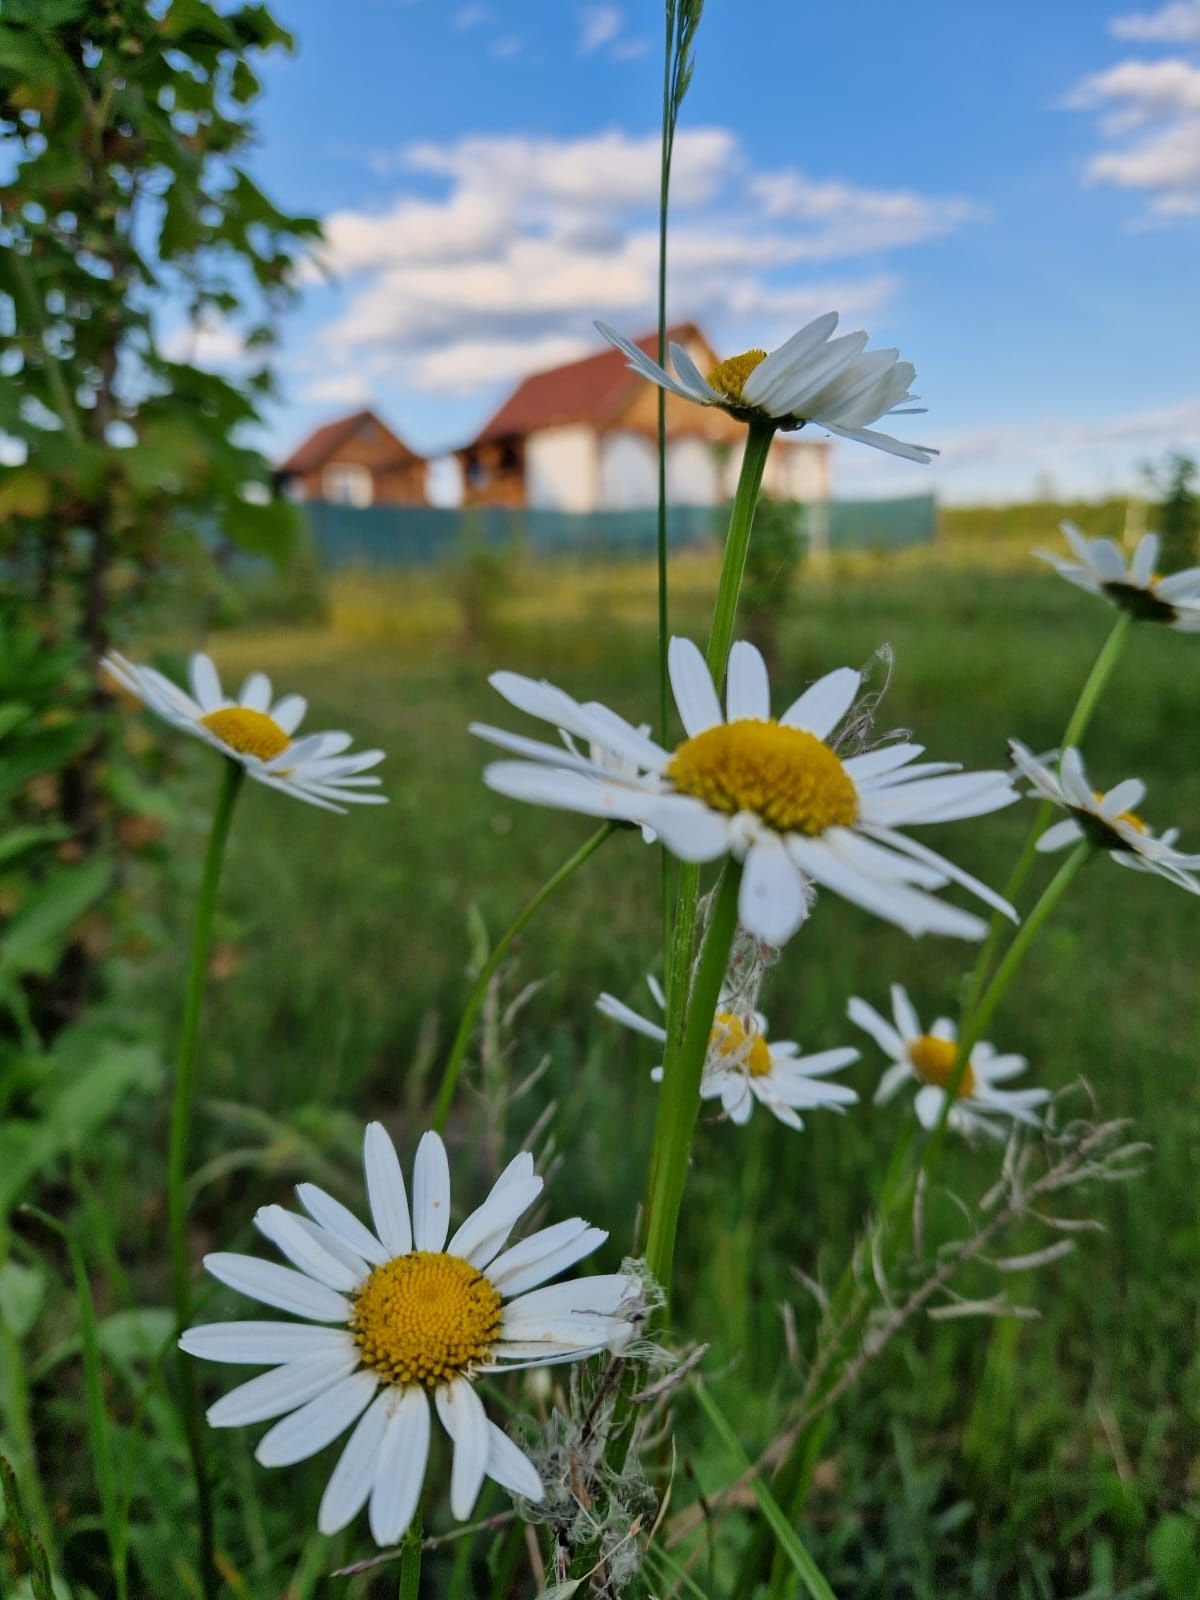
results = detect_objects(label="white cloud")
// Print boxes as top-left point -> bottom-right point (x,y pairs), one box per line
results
296,371 -> 373,407
1065,55 -> 1200,217
295,127 -> 979,406
1111,1 -> 1200,42
576,4 -> 651,61
490,35 -> 522,59
839,394 -> 1200,502
579,4 -> 622,54
453,3 -> 491,28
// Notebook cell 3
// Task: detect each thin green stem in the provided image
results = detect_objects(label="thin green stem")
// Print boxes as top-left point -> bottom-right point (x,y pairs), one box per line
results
0,1311 -> 55,1564
169,757 -> 244,1600
925,840 -> 1093,1170
960,611 -> 1131,1020
431,824 -> 614,1131
643,863 -> 742,1305
706,420 -> 775,681
657,6 -> 675,998
399,1516 -> 423,1600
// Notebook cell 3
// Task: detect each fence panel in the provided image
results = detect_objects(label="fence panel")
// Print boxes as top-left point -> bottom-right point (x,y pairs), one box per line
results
296,496 -> 936,570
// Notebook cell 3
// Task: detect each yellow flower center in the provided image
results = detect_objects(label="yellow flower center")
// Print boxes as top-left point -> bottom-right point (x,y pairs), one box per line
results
667,719 -> 859,836
710,1011 -> 773,1078
908,1034 -> 975,1097
198,706 -> 291,762
350,1251 -> 503,1390
707,348 -> 768,403
1093,791 -> 1146,833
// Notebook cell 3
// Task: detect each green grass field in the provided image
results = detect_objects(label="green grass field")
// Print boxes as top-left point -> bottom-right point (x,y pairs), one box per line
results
106,555 -> 1200,1596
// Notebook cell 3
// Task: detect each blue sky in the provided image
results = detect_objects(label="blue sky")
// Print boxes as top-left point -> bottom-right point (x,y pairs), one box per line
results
209,0 -> 1200,502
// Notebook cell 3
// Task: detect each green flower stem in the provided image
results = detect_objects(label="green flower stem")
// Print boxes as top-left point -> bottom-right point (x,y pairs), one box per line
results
399,1516 -> 423,1600
169,757 -> 244,1600
961,611 -> 1131,1021
431,824 -> 615,1132
643,862 -> 742,1305
706,419 -> 776,680
927,840 -> 1093,1165
658,418 -> 775,1162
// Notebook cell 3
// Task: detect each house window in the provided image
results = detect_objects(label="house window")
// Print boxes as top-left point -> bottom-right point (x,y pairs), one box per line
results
323,463 -> 374,507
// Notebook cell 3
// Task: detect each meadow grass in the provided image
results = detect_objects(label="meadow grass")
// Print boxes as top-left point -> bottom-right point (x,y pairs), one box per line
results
106,551 -> 1200,1596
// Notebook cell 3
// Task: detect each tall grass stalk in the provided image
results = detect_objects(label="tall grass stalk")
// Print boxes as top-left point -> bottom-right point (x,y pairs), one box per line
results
431,823 -> 614,1131
961,610 -> 1131,1017
168,757 -> 244,1600
643,862 -> 742,1303
656,0 -> 705,970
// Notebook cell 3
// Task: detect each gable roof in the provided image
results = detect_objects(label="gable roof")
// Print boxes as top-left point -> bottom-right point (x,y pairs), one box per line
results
278,409 -> 423,474
466,323 -> 706,448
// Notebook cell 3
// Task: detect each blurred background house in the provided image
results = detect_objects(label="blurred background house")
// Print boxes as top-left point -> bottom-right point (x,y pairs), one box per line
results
452,324 -> 831,513
277,409 -> 427,506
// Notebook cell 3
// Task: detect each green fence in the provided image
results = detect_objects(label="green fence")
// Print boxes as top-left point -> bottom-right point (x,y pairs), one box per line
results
297,496 -> 936,570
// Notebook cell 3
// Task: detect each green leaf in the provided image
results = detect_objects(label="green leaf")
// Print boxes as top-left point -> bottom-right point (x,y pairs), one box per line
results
0,858 -> 111,987
0,1261 -> 46,1339
1150,1515 -> 1200,1599
223,493 -> 299,564
0,827 -> 68,870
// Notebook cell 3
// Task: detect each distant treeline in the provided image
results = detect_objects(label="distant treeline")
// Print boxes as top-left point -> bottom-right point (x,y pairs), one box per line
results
939,496 -> 1130,544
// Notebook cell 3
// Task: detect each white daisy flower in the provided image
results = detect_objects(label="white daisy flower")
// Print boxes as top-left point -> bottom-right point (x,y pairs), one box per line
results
596,973 -> 859,1131
1009,741 -> 1200,895
472,637 -> 1019,946
180,1123 -> 639,1547
595,313 -> 936,464
103,650 -> 386,813
847,983 -> 1049,1142
1036,524 -> 1200,631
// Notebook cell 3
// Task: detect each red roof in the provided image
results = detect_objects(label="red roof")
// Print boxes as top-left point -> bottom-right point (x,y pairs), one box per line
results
466,323 -> 705,447
278,409 -> 423,474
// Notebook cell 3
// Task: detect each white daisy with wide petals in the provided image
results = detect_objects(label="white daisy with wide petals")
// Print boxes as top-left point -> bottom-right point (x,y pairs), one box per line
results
848,983 -> 1049,1142
1036,523 -> 1200,631
595,313 -> 936,464
180,1124 -> 639,1546
473,637 -> 1019,946
1009,742 -> 1200,895
103,650 -> 386,812
596,973 -> 859,1131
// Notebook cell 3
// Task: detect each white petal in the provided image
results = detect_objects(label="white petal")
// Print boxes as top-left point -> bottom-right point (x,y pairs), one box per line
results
448,1174 -> 543,1266
363,1122 -> 412,1256
668,637 -> 722,737
239,672 -> 272,712
189,653 -> 224,711
253,1206 -> 365,1292
412,1131 -> 451,1252
255,1370 -> 378,1468
436,1378 -> 490,1521
318,1388 -> 393,1536
484,762 -> 651,824
644,797 -> 731,862
203,1253 -> 352,1323
725,641 -> 771,722
296,1184 -> 389,1268
1036,818 -> 1084,854
487,1220 -> 608,1298
271,693 -> 307,734
369,1387 -> 432,1546
914,1084 -> 946,1130
890,984 -> 921,1040
485,1422 -> 545,1502
741,312 -> 840,409
595,994 -> 668,1043
874,1060 -> 913,1104
780,667 -> 861,738
208,1352 -> 358,1427
739,841 -> 808,944
846,996 -> 905,1058
180,1321 -> 357,1367
1131,533 -> 1160,585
